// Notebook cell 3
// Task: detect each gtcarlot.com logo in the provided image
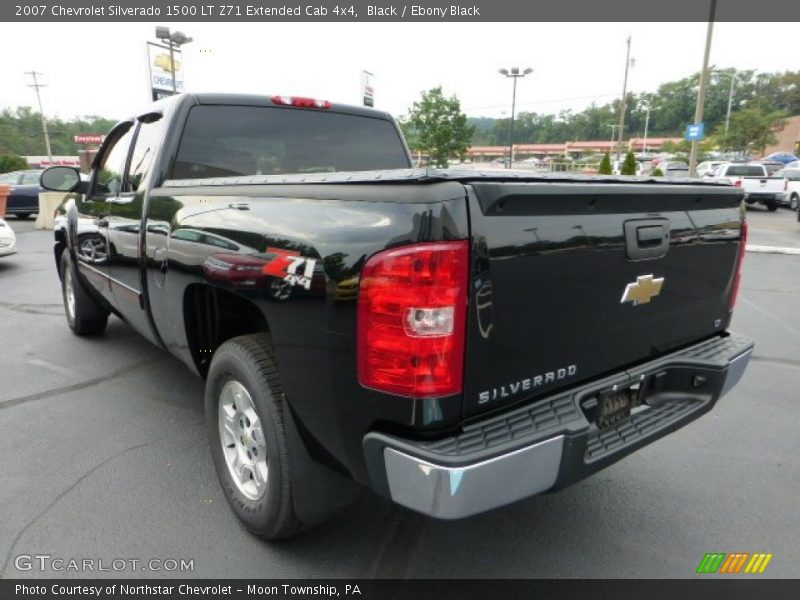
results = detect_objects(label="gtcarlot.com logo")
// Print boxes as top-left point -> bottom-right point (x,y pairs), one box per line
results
14,554 -> 194,573
696,552 -> 773,574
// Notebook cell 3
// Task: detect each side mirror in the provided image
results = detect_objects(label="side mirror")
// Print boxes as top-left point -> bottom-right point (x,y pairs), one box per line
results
40,166 -> 83,192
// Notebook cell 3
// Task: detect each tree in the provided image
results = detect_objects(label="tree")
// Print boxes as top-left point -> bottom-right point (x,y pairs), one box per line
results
598,152 -> 612,175
718,107 -> 788,155
0,153 -> 27,173
621,150 -> 638,175
404,87 -> 473,168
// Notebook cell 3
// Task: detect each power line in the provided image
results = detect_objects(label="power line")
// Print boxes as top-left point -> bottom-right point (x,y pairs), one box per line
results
465,91 -> 620,113
25,70 -> 54,163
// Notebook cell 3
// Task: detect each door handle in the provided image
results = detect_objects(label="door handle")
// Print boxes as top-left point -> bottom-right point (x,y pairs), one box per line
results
624,219 -> 669,260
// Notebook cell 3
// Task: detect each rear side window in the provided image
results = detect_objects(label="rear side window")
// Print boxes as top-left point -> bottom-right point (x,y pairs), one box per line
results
725,166 -> 765,177
171,105 -> 410,179
21,172 -> 41,185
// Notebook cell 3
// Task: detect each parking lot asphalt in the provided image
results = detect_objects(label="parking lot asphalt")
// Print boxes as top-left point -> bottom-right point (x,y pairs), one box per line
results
0,208 -> 798,579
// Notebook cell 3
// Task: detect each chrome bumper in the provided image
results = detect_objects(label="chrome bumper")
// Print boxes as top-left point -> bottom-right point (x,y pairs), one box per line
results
367,336 -> 753,520
383,436 -> 564,519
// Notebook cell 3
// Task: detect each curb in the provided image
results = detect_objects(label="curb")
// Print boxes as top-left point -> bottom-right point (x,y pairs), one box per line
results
746,245 -> 800,255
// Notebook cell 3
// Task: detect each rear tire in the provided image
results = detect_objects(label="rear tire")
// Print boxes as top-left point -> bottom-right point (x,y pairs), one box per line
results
205,334 -> 302,540
790,194 -> 799,211
15,212 -> 31,219
60,251 -> 109,335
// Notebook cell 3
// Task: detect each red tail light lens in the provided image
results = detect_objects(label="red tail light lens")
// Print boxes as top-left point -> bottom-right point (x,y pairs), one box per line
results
271,95 -> 331,109
734,180 -> 743,188
729,220 -> 748,311
357,241 -> 469,398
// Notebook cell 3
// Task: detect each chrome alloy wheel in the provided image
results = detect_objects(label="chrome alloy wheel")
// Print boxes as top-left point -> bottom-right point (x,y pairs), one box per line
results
218,380 -> 268,500
64,266 -> 76,320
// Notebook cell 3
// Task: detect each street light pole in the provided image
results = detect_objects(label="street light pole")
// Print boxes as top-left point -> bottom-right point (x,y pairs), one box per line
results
642,105 -> 651,155
688,0 -> 717,177
168,39 -> 177,93
723,73 -> 736,150
608,124 -> 617,143
498,67 -> 533,169
616,36 -> 632,162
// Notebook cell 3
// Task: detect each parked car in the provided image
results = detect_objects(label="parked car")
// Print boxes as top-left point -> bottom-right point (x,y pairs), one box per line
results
656,160 -> 689,178
43,93 -> 752,539
774,167 -> 800,210
0,169 -> 42,218
764,152 -> 799,165
711,162 -> 786,210
697,160 -> 724,177
0,218 -> 17,257
758,160 -> 784,176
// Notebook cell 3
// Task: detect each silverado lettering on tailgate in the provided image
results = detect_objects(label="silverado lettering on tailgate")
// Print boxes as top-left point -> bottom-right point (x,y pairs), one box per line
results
479,364 -> 578,404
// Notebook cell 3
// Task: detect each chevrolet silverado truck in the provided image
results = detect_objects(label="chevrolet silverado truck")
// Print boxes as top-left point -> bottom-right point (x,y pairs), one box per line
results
711,162 -> 786,210
42,93 -> 753,540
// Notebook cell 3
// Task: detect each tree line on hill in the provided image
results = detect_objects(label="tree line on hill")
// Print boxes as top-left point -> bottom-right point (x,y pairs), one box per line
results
0,106 -> 116,158
469,69 -> 799,149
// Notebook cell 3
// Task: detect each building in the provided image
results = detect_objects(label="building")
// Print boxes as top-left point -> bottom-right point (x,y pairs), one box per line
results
762,115 -> 800,157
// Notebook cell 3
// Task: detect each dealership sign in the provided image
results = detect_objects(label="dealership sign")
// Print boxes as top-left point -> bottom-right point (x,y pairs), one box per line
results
73,134 -> 105,144
147,42 -> 184,99
362,70 -> 374,107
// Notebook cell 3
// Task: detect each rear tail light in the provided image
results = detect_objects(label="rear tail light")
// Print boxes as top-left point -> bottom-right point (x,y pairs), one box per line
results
357,241 -> 469,398
785,179 -> 789,191
729,220 -> 748,311
734,180 -> 743,188
271,95 -> 331,109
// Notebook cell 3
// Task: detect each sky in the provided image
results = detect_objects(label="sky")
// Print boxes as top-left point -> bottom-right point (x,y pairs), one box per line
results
1,21 -> 797,123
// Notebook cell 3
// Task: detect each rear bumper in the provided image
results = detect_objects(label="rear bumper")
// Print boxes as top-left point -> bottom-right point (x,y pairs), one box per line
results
364,333 -> 753,519
744,193 -> 779,204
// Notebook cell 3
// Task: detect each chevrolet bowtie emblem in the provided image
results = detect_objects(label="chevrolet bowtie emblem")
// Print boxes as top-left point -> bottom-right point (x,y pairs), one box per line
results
621,274 -> 665,306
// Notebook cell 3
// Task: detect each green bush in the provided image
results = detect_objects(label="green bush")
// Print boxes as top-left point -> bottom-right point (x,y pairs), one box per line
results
598,152 -> 612,175
651,167 -> 664,177
621,151 -> 638,175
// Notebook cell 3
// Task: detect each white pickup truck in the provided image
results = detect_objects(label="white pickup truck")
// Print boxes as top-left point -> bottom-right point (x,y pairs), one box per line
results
710,162 -> 786,211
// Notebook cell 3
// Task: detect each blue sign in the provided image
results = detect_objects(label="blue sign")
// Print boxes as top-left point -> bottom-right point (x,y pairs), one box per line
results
685,123 -> 705,142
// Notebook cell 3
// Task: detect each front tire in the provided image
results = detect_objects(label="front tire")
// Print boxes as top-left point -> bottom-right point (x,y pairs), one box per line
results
205,334 -> 301,540
790,194 -> 799,211
766,203 -> 778,212
60,251 -> 109,335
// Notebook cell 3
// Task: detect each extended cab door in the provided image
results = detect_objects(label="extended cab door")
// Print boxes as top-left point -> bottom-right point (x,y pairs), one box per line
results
71,122 -> 136,307
105,113 -> 166,345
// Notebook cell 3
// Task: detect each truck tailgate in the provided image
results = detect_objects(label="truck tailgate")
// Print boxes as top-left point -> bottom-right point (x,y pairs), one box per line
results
463,181 -> 744,418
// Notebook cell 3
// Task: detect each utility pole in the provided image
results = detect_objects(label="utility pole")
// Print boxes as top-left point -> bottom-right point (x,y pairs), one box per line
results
25,70 -> 53,165
641,105 -> 651,155
689,0 -> 717,177
616,36 -> 632,162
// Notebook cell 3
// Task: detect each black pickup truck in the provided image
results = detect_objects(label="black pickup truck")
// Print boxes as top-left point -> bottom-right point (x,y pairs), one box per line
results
42,93 -> 753,540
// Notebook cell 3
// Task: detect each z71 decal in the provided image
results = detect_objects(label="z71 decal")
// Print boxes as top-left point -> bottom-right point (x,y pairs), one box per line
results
262,248 -> 317,291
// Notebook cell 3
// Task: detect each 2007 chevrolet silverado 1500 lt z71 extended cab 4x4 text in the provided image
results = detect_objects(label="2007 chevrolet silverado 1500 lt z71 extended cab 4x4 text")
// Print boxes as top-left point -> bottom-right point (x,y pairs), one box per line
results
42,94 -> 753,540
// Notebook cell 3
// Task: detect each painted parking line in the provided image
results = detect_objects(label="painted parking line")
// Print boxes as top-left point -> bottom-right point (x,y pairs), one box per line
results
746,245 -> 800,255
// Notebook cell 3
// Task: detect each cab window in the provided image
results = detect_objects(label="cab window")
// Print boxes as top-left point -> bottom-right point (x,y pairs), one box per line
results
95,124 -> 135,197
128,116 -> 165,192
